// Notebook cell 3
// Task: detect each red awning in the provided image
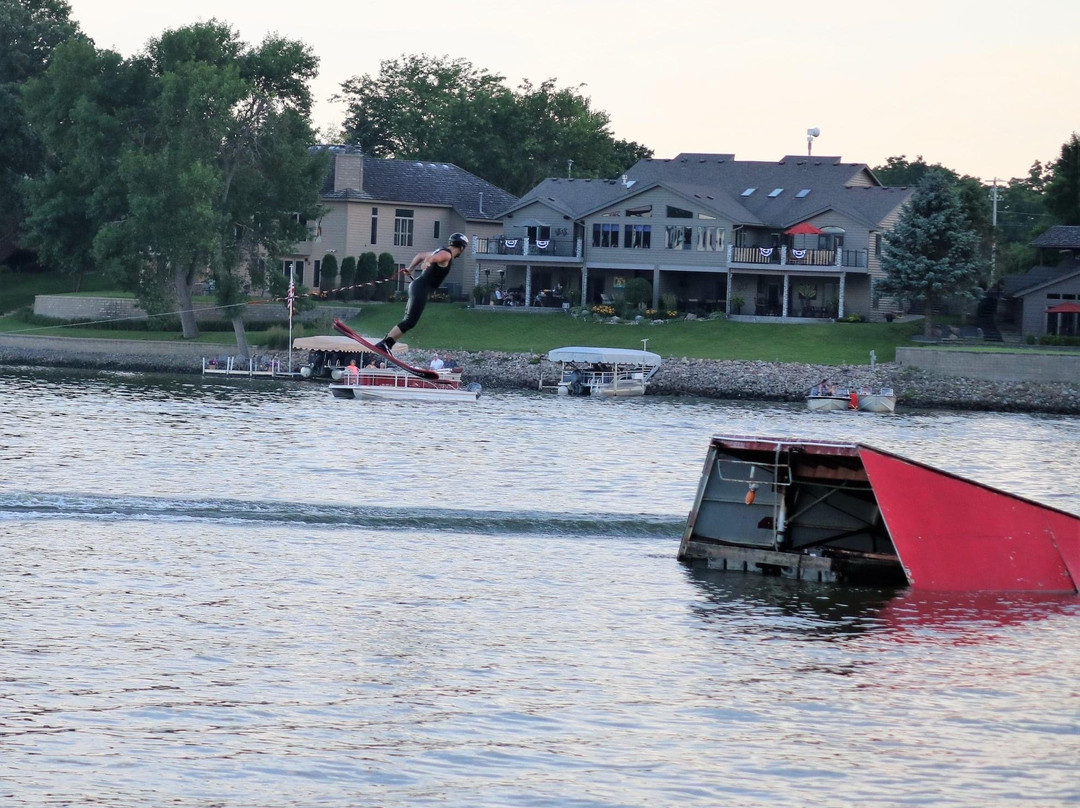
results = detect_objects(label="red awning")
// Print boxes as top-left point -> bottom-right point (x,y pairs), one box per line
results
785,222 -> 825,235
1046,302 -> 1080,314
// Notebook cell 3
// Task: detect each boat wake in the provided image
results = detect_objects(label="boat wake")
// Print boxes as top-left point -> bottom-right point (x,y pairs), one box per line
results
0,491 -> 683,540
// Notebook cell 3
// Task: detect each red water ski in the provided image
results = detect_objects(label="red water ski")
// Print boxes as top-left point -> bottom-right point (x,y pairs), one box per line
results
332,319 -> 441,380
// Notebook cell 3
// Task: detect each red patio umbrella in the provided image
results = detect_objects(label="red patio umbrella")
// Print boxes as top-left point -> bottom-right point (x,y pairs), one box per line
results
1045,302 -> 1080,313
785,222 -> 825,235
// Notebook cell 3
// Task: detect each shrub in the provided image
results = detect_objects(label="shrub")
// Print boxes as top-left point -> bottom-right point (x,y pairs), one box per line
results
623,277 -> 652,307
356,252 -> 378,300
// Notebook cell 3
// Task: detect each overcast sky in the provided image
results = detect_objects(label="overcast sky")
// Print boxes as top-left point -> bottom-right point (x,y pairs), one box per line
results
66,0 -> 1079,184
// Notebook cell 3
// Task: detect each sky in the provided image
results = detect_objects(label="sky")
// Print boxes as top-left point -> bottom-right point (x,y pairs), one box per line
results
65,0 -> 1080,184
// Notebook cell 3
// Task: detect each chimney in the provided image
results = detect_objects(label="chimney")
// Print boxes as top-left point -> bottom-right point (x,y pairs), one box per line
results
333,149 -> 363,193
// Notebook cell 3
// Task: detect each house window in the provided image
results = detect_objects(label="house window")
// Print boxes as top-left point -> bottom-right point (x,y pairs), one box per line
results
434,221 -> 441,239
741,188 -> 756,197
625,204 -> 652,217
875,233 -> 882,257
796,188 -> 812,198
768,188 -> 784,198
527,225 -> 551,243
696,226 -> 724,252
371,207 -> 378,244
624,224 -> 652,249
592,223 -> 619,248
665,226 -> 693,250
667,205 -> 693,219
394,209 -> 414,247
313,259 -> 321,289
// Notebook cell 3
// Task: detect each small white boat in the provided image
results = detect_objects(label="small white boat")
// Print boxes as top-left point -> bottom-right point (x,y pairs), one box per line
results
329,367 -> 481,403
806,389 -> 853,411
856,388 -> 897,414
542,346 -> 662,397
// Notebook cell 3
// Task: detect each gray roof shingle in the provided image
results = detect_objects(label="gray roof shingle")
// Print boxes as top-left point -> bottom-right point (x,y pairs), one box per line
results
505,153 -> 911,229
1031,226 -> 1080,249
316,147 -> 518,221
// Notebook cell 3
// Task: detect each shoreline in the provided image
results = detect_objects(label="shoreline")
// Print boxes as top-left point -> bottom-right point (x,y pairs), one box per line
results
2,338 -> 1078,414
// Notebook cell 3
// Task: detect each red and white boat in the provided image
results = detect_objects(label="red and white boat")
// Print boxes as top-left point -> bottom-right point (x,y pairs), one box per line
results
679,435 -> 1079,593
329,366 -> 481,402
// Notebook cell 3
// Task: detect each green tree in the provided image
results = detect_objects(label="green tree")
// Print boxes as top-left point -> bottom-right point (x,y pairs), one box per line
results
356,251 -> 377,300
22,20 -> 326,355
1044,133 -> 1080,226
320,252 -> 338,293
0,0 -> 82,257
337,255 -> 356,297
337,54 -> 652,196
879,171 -> 984,336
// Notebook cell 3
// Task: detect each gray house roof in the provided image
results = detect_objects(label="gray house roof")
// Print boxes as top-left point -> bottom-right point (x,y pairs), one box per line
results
1002,260 -> 1080,297
504,153 -> 911,230
1031,226 -> 1080,249
499,177 -> 635,220
317,148 -> 518,222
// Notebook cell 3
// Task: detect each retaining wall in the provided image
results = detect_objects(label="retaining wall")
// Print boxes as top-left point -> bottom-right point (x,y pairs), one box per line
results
33,295 -> 359,324
896,347 -> 1080,383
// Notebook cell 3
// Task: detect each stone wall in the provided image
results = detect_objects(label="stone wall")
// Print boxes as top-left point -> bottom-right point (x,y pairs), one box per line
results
33,295 -> 360,325
896,347 -> 1080,383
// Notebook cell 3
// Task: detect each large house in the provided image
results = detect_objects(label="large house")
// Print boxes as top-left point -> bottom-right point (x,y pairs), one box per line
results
1000,226 -> 1080,338
283,146 -> 518,299
476,153 -> 915,319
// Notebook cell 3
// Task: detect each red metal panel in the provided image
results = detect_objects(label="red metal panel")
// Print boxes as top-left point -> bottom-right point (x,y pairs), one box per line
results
859,447 -> 1079,593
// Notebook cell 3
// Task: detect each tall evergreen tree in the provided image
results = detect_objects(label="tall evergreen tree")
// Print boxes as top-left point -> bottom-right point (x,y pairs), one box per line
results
879,171 -> 984,336
1044,133 -> 1080,226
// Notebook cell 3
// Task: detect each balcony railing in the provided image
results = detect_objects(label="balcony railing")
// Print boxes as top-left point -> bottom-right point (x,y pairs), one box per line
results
474,236 -> 581,258
729,245 -> 868,269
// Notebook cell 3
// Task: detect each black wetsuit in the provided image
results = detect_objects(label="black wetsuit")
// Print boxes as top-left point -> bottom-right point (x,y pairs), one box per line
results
396,248 -> 453,334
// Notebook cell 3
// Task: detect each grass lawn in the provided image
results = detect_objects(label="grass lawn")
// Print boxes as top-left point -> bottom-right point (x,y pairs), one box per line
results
334,303 -> 925,364
0,272 -> 940,364
1,271 -> 115,312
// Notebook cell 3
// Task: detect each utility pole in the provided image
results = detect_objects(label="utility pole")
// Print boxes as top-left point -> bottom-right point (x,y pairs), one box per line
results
990,178 -> 1000,283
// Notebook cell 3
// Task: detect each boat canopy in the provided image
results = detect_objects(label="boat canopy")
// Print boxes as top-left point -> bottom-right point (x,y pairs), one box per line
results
547,346 -> 662,366
293,335 -> 408,353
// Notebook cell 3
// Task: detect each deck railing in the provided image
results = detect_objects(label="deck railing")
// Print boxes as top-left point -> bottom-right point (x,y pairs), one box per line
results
474,236 -> 581,258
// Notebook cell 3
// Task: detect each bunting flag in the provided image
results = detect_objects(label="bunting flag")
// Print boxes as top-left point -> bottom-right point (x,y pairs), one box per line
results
536,240 -> 550,249
791,249 -> 807,259
504,239 -> 519,248
759,247 -> 774,258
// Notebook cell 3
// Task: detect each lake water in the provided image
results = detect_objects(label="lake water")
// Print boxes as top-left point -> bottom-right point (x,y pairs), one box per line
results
1,367 -> 1078,807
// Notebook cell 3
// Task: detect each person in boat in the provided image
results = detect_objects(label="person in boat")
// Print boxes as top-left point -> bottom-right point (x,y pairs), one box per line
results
373,232 -> 469,355
429,354 -> 445,370
344,359 -> 361,382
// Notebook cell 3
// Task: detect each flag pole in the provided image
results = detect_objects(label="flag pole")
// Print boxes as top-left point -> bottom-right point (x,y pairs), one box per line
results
287,264 -> 294,374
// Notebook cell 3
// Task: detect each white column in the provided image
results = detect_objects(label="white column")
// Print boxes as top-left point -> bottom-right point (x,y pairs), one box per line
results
652,266 -> 661,310
726,270 -> 733,314
581,266 -> 588,307
782,274 -> 790,318
781,245 -> 788,265
525,266 -> 533,307
838,273 -> 846,318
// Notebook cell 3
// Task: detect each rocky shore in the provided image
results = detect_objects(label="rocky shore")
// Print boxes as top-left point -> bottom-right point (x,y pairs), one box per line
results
2,337 -> 1079,414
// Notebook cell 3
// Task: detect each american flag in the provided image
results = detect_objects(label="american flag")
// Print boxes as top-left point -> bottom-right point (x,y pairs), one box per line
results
286,278 -> 295,315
